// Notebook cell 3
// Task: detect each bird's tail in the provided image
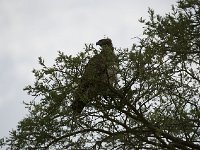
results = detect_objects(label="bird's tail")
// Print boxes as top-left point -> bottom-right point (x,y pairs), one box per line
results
71,99 -> 86,113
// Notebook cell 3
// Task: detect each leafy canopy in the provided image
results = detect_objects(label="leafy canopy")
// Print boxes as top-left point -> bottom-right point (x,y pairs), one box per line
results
1,0 -> 200,149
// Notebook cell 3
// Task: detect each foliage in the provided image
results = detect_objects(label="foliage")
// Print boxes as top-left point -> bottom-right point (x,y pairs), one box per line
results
1,0 -> 200,149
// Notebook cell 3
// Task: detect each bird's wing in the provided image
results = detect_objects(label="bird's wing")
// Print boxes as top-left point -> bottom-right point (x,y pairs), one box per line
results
81,54 -> 107,83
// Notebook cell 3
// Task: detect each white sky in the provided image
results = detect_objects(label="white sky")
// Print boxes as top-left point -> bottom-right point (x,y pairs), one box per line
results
0,0 -> 177,141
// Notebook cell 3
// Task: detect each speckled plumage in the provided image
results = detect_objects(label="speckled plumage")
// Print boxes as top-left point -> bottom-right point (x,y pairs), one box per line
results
71,38 -> 118,113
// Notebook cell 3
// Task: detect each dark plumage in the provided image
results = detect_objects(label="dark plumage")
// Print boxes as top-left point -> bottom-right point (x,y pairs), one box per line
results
71,38 -> 118,113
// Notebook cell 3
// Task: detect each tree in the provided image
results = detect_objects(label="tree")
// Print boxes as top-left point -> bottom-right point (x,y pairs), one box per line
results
1,0 -> 200,149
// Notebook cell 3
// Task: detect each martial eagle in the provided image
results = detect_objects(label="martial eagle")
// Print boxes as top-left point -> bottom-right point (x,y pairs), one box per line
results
71,38 -> 118,113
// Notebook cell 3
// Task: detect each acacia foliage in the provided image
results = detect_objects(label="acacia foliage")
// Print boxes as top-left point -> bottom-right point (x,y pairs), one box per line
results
1,0 -> 200,149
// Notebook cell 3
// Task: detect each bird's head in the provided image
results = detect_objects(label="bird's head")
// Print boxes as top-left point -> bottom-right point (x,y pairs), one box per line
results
96,38 -> 113,47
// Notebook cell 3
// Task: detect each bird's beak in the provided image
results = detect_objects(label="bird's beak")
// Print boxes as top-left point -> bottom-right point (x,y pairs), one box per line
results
96,41 -> 99,46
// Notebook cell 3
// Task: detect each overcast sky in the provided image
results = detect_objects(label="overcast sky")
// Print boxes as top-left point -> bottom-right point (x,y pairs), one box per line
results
0,0 -> 177,141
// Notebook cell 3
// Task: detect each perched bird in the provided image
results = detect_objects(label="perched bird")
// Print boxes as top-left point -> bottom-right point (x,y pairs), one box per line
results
71,38 -> 118,113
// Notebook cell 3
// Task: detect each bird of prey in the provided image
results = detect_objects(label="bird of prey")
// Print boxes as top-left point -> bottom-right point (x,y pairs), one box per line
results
71,38 -> 118,113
